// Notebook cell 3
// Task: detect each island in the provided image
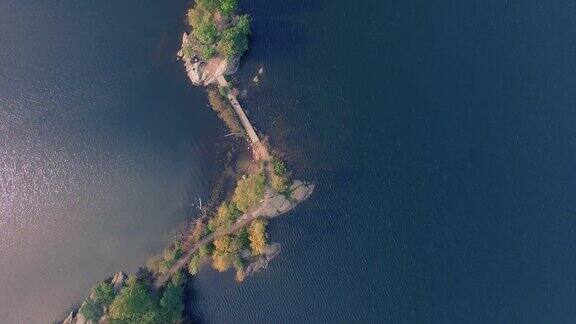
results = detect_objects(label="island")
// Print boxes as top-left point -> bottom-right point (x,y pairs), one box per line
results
62,1 -> 314,323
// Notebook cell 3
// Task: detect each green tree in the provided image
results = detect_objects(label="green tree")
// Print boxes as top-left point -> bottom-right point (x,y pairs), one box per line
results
197,0 -> 219,11
78,298 -> 102,322
232,171 -> 265,212
78,281 -> 116,321
188,252 -> 202,275
219,0 -> 238,17
93,281 -> 115,306
109,277 -> 158,323
194,19 -> 219,45
236,226 -> 250,249
208,201 -> 241,232
271,155 -> 287,176
159,280 -> 184,323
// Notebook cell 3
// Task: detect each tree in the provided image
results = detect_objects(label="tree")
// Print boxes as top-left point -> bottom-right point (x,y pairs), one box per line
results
79,298 -> 102,322
78,281 -> 116,321
236,226 -> 250,249
212,235 -> 240,272
188,252 -> 202,275
197,0 -> 218,11
218,19 -> 250,58
249,218 -> 268,255
271,155 -> 287,176
194,19 -> 219,46
159,280 -> 184,323
219,0 -> 238,17
232,171 -> 265,212
93,281 -> 115,306
235,14 -> 251,35
209,201 -> 241,232
109,277 -> 158,323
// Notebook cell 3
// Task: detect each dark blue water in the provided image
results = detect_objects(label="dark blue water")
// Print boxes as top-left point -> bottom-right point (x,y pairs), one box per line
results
188,0 -> 576,323
2,0 -> 576,323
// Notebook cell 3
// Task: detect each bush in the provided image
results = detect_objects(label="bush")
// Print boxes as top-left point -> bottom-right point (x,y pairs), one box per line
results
233,171 -> 266,212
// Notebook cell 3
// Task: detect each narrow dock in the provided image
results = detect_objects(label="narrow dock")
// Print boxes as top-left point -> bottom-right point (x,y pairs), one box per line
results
217,76 -> 260,144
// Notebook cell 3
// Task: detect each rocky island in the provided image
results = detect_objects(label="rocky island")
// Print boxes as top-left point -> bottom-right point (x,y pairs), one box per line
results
61,0 -> 313,323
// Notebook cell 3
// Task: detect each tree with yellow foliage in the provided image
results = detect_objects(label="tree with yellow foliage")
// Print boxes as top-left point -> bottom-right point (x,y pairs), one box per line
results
248,218 -> 268,255
212,235 -> 240,272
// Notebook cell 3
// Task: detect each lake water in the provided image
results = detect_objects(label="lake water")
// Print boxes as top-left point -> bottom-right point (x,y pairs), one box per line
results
0,1 -> 220,322
2,0 -> 576,323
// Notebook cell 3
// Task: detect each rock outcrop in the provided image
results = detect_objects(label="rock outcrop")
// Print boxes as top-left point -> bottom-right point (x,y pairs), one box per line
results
244,243 -> 282,277
111,271 -> 127,293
